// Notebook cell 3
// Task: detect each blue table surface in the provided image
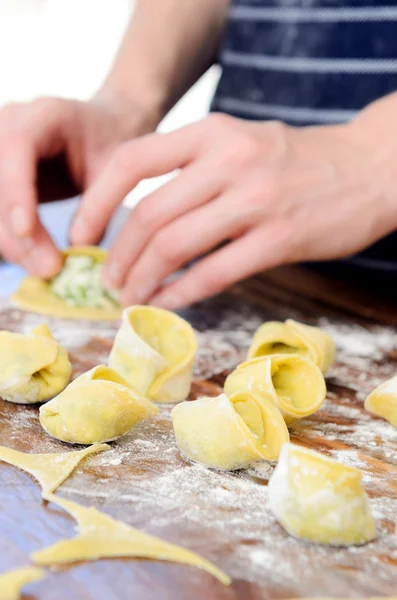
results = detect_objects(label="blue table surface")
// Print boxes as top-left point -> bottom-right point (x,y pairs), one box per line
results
0,198 -> 130,298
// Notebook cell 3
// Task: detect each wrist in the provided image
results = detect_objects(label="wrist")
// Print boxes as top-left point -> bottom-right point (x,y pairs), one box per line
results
92,82 -> 165,139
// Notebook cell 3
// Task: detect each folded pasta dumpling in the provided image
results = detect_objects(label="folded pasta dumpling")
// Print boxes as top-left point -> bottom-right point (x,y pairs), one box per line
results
109,306 -> 197,403
40,365 -> 158,444
248,319 -> 335,373
12,246 -> 122,320
172,391 -> 289,470
365,376 -> 397,428
0,323 -> 71,404
268,443 -> 376,546
224,354 -> 326,425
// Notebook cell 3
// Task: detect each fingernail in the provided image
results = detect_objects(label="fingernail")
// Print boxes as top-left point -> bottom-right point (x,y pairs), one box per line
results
70,217 -> 88,245
149,291 -> 181,310
23,247 -> 61,277
11,206 -> 31,236
102,263 -> 123,288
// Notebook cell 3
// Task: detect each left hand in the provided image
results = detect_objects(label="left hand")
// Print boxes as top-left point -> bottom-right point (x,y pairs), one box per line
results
70,112 -> 391,310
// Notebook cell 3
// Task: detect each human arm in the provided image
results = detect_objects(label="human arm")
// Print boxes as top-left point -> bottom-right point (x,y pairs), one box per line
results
71,90 -> 397,309
0,0 -> 230,277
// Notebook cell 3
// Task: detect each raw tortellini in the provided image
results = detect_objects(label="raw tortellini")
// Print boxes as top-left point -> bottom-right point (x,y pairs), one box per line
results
109,306 -> 197,403
12,246 -> 122,321
0,323 -> 71,404
365,375 -> 397,428
40,365 -> 158,444
172,391 -> 289,470
224,354 -> 326,425
268,443 -> 376,546
248,319 -> 335,374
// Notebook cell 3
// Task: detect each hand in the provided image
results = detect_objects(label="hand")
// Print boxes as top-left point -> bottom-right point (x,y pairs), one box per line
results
0,93 -> 158,277
71,112 -> 391,310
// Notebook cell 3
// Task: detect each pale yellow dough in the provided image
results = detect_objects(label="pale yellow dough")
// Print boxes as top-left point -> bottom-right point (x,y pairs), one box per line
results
0,443 -> 108,495
172,391 -> 289,470
365,375 -> 397,428
224,354 -> 326,425
109,306 -> 197,403
0,323 -> 71,404
40,365 -> 158,445
248,319 -> 335,373
32,494 -> 230,586
268,443 -> 376,546
0,566 -> 45,600
12,246 -> 122,320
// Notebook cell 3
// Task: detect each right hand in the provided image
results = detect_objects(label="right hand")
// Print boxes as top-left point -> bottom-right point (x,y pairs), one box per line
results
0,94 -> 157,277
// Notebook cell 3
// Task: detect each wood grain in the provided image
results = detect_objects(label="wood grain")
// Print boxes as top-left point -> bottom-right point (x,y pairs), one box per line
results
0,264 -> 397,599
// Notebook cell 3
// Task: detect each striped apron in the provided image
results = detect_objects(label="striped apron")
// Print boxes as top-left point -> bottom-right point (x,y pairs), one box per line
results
212,0 -> 397,278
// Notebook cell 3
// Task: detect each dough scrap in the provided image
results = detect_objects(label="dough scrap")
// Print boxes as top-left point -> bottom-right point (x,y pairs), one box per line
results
12,246 -> 122,321
268,443 -> 376,546
172,391 -> 289,470
32,494 -> 231,586
365,375 -> 397,428
248,319 -> 335,374
40,365 -> 158,445
0,566 -> 45,600
109,306 -> 197,403
0,443 -> 108,496
224,354 -> 326,425
0,323 -> 71,404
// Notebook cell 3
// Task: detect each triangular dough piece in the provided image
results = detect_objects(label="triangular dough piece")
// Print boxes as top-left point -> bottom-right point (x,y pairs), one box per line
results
0,444 -> 108,495
32,494 -> 230,586
0,566 -> 45,600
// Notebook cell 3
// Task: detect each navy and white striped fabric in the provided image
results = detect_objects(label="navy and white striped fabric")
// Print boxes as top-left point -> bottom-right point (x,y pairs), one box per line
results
212,0 -> 397,127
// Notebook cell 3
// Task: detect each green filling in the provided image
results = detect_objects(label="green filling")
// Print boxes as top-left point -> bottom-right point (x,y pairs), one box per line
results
50,255 -> 120,309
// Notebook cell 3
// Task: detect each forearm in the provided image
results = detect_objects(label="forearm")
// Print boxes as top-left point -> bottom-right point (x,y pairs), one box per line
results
96,0 -> 230,130
348,90 -> 397,201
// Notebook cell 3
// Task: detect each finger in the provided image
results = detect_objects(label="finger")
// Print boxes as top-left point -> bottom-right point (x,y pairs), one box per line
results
102,155 -> 229,288
70,123 -> 206,247
0,99 -> 69,236
0,99 -> 70,273
148,223 -> 292,309
118,192 -> 254,306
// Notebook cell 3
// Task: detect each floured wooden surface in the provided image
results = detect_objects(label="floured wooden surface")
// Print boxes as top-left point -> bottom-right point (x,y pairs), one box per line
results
0,270 -> 397,600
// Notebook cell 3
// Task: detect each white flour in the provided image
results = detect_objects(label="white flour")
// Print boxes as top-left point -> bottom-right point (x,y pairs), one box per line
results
1,300 -> 397,596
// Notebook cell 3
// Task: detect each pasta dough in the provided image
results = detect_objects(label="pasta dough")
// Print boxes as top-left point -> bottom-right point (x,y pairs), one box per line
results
0,443 -> 108,496
172,391 -> 289,470
248,319 -> 335,374
268,443 -> 376,546
32,494 -> 231,586
0,323 -> 71,404
365,375 -> 397,428
109,306 -> 197,403
0,566 -> 45,600
224,354 -> 326,425
12,246 -> 122,320
40,365 -> 158,444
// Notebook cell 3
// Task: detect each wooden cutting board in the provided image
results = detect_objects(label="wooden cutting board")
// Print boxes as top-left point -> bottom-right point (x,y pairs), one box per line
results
0,265 -> 396,600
